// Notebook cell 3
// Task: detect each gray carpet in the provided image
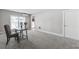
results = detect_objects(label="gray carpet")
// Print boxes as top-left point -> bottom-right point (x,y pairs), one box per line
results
0,30 -> 79,49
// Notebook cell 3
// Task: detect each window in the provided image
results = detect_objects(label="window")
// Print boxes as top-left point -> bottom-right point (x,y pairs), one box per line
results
10,15 -> 25,29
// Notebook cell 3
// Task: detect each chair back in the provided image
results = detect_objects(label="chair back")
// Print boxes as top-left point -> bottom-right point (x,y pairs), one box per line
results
4,25 -> 11,37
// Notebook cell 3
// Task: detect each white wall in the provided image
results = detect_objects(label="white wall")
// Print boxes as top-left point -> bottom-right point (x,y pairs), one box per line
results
34,9 -> 79,40
0,9 -> 31,32
34,10 -> 64,35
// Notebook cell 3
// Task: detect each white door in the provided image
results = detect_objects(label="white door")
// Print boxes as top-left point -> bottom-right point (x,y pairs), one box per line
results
64,10 -> 79,40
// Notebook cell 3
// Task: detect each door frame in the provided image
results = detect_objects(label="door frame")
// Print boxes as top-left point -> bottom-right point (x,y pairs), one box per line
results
62,9 -> 71,38
62,10 -> 65,37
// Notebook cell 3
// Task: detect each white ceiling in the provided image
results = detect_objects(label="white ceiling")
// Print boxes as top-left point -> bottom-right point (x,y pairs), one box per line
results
8,9 -> 47,14
8,9 -> 64,15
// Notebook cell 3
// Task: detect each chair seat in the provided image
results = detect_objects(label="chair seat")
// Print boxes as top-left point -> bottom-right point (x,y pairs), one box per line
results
9,33 -> 18,38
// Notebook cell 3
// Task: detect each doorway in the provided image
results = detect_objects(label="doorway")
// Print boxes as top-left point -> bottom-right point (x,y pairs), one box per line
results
64,10 -> 79,40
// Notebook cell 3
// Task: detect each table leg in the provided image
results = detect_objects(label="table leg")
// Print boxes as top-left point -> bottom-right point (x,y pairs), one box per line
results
26,30 -> 28,40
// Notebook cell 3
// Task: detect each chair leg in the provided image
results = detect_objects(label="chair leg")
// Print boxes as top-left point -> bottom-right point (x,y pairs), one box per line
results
6,38 -> 10,45
17,35 -> 20,43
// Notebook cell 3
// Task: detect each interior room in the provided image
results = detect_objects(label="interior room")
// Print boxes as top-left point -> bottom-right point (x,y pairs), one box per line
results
0,9 -> 79,49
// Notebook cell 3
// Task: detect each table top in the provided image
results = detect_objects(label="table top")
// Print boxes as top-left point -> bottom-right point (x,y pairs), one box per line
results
15,28 -> 27,31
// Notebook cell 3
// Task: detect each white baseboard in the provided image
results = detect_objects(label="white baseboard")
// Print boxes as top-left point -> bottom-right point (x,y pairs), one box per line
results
35,29 -> 79,40
65,36 -> 79,40
36,29 -> 64,37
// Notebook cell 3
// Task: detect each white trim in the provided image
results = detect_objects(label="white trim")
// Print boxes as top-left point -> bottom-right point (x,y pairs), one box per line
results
65,36 -> 79,40
36,29 -> 79,40
62,10 -> 65,37
36,29 -> 64,37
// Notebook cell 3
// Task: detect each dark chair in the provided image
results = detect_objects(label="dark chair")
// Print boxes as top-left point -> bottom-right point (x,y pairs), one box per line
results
4,25 -> 20,45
